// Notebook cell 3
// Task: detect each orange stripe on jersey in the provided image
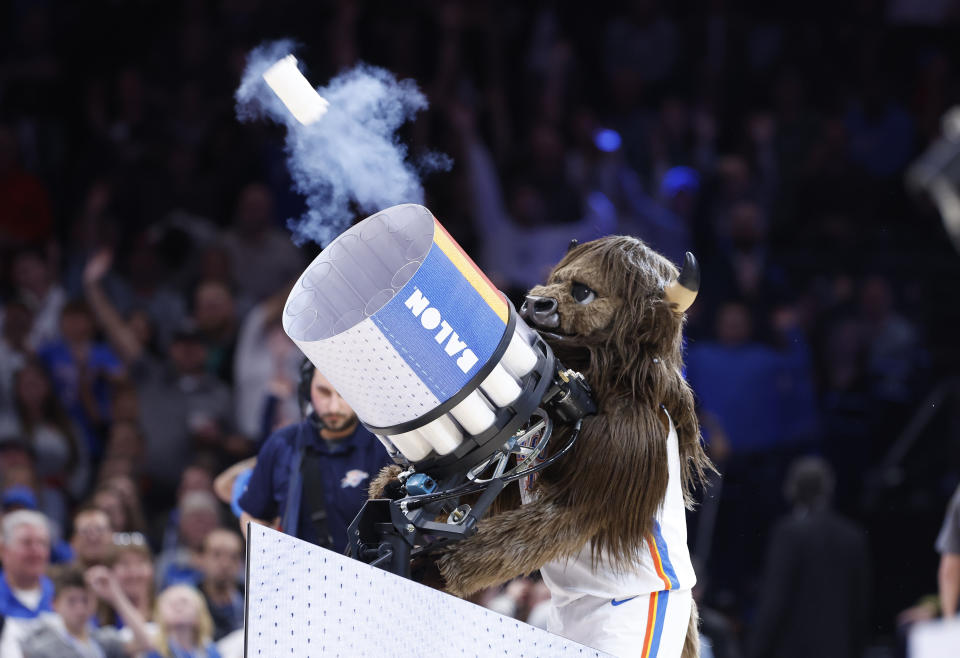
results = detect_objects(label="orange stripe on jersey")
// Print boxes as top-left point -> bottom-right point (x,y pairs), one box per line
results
646,536 -> 673,591
641,592 -> 658,658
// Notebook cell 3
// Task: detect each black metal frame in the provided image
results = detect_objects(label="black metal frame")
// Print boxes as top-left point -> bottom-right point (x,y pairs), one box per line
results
347,360 -> 595,579
347,418 -> 584,578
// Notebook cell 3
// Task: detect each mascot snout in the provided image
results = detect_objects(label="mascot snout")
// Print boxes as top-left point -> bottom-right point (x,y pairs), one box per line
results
520,295 -> 560,329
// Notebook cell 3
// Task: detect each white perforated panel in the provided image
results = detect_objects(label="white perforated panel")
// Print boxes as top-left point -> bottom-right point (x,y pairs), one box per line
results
910,619 -> 960,658
295,317 -> 440,427
245,525 -> 612,658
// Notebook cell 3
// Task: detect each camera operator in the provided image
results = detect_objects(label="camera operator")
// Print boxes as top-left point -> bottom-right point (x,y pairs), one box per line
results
237,360 -> 392,551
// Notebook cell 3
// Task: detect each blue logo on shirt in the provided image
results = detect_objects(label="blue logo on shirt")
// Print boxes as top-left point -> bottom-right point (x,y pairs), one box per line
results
611,596 -> 639,606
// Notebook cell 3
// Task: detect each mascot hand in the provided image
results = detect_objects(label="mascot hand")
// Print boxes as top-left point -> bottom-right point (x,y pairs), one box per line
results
367,464 -> 404,499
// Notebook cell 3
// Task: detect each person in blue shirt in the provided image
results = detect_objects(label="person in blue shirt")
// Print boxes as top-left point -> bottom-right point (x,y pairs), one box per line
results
0,510 -> 55,618
36,300 -> 123,460
238,361 -> 393,551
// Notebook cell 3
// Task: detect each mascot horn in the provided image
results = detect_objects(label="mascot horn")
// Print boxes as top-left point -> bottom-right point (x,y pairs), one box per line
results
372,237 -> 714,658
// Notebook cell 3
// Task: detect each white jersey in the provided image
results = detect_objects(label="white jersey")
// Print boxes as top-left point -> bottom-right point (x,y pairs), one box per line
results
522,408 -> 695,657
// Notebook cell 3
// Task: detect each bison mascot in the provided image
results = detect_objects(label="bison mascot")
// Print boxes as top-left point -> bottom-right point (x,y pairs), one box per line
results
374,236 -> 713,658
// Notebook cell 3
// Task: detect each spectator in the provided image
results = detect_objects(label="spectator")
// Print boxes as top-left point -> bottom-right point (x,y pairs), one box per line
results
0,301 -> 32,434
70,506 -> 114,568
82,248 -> 152,366
147,585 -> 220,658
238,364 -> 393,549
99,237 -> 188,352
0,484 -> 73,565
99,476 -> 148,535
103,535 -> 156,631
448,102 -> 616,295
11,250 -> 64,352
192,280 -> 237,385
213,458 -> 256,521
858,275 -> 924,404
154,464 -> 216,555
154,491 -> 221,590
197,529 -> 243,640
12,359 -> 89,499
484,577 -> 551,626
219,183 -> 304,312
523,580 -> 552,629
686,302 -> 817,454
602,2 -> 678,86
748,457 -> 870,658
0,510 -> 54,618
134,323 -> 232,500
636,165 -> 698,264
936,484 -> 960,619
845,78 -> 915,179
709,201 -> 788,308
91,484 -> 142,536
232,284 -> 300,440
101,422 -> 146,480
36,300 -> 123,459
17,564 -> 153,658
110,383 -> 141,425
691,562 -> 742,658
0,437 -> 68,539
687,302 -> 818,608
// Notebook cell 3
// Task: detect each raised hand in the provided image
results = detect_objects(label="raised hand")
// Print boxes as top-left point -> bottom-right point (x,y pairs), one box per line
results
85,565 -> 119,604
83,247 -> 114,286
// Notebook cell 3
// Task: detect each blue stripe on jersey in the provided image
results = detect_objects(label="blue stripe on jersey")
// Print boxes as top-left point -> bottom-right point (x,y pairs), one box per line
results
649,589 -> 670,656
653,520 -> 680,590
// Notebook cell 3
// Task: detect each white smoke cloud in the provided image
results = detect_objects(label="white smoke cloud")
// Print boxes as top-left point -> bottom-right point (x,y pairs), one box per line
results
235,40 -> 446,246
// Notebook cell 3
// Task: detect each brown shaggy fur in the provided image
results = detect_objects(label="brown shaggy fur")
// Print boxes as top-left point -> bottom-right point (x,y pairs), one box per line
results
368,464 -> 404,499
372,236 -> 713,657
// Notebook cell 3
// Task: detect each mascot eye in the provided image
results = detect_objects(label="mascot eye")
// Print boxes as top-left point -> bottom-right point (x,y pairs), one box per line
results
570,282 -> 596,305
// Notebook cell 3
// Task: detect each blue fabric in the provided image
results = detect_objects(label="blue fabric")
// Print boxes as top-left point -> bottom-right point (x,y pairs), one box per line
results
160,562 -> 204,589
0,572 -> 55,618
37,339 -> 122,457
238,420 -> 393,551
50,539 -> 75,564
230,468 -> 253,518
145,643 -> 221,658
686,333 -> 818,454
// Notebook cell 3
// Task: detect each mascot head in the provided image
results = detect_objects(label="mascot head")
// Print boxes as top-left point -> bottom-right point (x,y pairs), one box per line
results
520,236 -> 711,564
521,236 -> 699,404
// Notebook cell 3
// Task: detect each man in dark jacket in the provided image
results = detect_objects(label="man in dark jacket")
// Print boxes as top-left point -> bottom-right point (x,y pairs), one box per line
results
748,457 -> 871,658
238,364 -> 393,551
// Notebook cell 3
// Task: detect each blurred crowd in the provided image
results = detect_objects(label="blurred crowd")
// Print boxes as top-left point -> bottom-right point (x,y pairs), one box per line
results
2,0 -> 960,655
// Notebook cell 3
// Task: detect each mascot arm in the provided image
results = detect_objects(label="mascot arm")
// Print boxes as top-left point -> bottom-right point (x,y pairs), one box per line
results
437,500 -> 600,597
368,464 -> 405,499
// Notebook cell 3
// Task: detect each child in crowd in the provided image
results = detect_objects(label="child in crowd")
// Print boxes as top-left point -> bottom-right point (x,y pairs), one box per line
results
148,585 -> 220,658
18,564 -> 152,657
